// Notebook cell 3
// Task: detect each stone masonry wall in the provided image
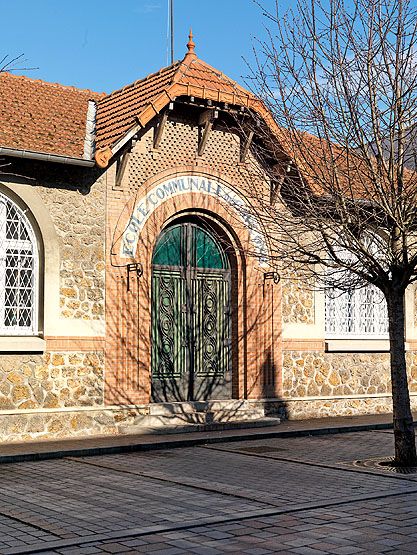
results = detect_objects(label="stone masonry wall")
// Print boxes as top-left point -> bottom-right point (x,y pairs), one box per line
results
281,277 -> 314,324
0,352 -> 104,411
282,351 -> 417,398
256,395 -> 417,420
32,168 -> 106,322
0,406 -> 148,443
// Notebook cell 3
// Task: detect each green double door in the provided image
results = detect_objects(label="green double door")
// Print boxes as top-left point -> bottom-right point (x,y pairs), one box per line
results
151,222 -> 232,402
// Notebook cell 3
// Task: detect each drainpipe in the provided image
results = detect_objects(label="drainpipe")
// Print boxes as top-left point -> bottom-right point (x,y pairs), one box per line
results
0,147 -> 95,167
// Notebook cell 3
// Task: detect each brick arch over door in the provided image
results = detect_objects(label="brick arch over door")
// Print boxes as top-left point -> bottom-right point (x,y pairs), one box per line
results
117,174 -> 269,264
105,173 -> 282,406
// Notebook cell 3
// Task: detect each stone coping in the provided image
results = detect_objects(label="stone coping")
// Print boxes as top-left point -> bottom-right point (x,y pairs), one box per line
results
0,412 -> 406,464
0,336 -> 46,352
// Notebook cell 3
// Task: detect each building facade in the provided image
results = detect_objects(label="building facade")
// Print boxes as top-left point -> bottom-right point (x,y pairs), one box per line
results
0,37 -> 417,442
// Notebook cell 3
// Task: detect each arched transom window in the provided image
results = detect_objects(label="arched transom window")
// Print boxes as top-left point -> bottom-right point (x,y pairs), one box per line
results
0,192 -> 39,335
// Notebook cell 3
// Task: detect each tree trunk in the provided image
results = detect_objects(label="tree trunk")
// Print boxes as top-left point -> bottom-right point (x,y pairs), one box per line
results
386,287 -> 417,466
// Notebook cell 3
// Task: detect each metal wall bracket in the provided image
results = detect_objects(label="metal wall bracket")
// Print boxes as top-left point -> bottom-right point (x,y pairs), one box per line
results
127,262 -> 143,291
264,271 -> 280,284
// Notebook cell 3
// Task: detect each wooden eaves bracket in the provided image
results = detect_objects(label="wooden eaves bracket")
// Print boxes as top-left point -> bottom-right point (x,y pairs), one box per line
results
198,108 -> 218,156
153,102 -> 174,150
240,130 -> 254,163
270,161 -> 292,204
115,145 -> 131,188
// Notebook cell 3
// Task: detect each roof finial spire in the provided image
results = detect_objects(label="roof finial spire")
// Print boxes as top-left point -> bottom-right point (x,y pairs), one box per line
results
187,28 -> 195,54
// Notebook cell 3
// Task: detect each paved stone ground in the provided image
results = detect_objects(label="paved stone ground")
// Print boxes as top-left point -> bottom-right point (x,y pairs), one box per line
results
0,430 -> 417,554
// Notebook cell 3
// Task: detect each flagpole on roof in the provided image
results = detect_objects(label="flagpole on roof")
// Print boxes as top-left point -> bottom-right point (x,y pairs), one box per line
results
170,0 -> 174,64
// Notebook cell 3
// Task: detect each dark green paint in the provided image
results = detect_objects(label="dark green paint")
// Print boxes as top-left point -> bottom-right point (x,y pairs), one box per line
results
151,222 -> 232,401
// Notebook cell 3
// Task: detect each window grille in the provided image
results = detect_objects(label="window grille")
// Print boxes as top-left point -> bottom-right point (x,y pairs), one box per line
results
325,284 -> 388,338
0,192 -> 38,335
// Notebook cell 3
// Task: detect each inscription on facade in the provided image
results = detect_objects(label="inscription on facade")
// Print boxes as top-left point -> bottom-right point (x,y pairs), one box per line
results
121,176 -> 268,261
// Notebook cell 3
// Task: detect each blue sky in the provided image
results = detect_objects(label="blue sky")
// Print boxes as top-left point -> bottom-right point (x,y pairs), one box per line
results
2,0 -> 283,93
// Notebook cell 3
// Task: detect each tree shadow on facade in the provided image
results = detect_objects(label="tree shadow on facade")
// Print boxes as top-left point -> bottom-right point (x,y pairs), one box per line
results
104,217 -> 285,426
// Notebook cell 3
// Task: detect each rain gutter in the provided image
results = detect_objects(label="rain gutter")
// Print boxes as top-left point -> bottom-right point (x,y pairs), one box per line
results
0,147 -> 95,167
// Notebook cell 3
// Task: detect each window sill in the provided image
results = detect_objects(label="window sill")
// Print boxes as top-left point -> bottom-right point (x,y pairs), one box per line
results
0,336 -> 46,353
325,339 -> 389,352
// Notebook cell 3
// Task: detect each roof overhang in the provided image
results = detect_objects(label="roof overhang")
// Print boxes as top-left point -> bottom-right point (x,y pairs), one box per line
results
94,82 -> 268,168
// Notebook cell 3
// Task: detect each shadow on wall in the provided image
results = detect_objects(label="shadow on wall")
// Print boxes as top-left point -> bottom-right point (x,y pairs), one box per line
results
104,211 -> 288,424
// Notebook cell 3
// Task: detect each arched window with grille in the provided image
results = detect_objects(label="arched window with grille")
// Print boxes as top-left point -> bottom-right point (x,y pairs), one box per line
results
0,191 -> 39,335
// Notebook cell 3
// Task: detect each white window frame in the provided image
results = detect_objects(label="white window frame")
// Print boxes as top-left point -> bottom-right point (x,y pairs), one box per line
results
0,192 -> 39,336
325,282 -> 388,339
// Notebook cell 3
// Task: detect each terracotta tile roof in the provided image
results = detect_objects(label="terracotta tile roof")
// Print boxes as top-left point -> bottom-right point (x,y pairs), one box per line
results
94,49 -> 258,166
0,72 -> 103,159
0,41 -> 275,168
96,62 -> 180,155
175,57 -> 251,97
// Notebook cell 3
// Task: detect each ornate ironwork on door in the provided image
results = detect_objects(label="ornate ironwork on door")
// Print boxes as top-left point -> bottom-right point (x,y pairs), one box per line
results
151,222 -> 231,401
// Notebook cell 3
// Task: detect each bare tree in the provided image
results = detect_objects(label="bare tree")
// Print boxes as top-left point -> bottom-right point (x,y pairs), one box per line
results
0,53 -> 36,73
0,54 -> 37,174
240,0 -> 417,465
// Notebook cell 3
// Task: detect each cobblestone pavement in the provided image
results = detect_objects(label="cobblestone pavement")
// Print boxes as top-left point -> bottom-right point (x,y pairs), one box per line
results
207,430 -> 396,465
0,430 -> 417,554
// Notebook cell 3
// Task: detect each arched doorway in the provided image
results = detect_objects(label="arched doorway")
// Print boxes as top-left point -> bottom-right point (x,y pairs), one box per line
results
151,220 -> 232,402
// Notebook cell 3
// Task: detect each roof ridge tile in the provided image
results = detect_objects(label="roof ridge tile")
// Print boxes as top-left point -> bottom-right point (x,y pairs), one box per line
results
102,61 -> 181,100
0,71 -> 104,97
94,51 -> 261,166
189,58 -> 253,96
